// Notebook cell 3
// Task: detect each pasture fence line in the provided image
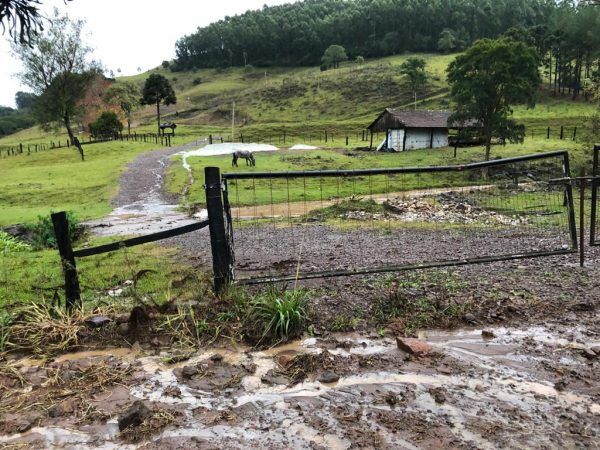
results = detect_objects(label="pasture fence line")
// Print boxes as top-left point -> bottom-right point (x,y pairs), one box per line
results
0,132 -> 173,159
590,144 -> 600,246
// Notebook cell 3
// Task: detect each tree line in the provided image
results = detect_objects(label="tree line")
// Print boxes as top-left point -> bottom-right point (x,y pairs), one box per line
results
173,0 -> 593,70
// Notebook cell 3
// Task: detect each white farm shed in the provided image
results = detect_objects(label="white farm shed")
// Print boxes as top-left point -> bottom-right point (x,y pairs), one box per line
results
367,109 -> 453,151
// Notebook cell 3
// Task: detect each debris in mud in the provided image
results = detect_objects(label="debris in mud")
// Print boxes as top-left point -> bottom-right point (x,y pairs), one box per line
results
174,359 -> 252,392
119,404 -> 180,443
396,337 -> 432,356
118,400 -> 151,431
337,192 -> 528,225
429,387 -> 447,404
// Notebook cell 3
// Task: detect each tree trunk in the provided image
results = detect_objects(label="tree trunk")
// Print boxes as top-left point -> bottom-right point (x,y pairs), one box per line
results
156,102 -> 161,136
64,115 -> 84,161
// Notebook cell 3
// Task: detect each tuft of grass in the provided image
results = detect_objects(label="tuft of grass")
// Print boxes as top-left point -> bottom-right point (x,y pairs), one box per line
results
25,211 -> 81,249
0,231 -> 31,253
251,287 -> 310,343
374,270 -> 471,336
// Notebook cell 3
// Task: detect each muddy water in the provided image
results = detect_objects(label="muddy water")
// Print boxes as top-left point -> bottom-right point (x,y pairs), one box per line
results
2,325 -> 598,449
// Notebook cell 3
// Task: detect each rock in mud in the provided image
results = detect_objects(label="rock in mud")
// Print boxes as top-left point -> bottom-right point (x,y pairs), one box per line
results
554,379 -> 568,392
582,348 -> 598,360
429,387 -> 447,404
464,313 -> 478,324
396,338 -> 432,356
210,353 -> 224,363
118,400 -> 151,431
163,386 -> 182,398
482,329 -> 495,339
85,316 -> 112,329
180,365 -> 199,379
0,413 -> 41,434
318,371 -> 340,384
274,350 -> 299,367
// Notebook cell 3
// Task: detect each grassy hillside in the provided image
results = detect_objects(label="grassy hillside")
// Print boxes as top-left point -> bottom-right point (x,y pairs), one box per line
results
120,53 -> 595,139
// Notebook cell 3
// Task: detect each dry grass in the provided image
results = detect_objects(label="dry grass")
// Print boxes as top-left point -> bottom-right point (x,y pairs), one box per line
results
0,357 -> 133,419
119,409 -> 179,443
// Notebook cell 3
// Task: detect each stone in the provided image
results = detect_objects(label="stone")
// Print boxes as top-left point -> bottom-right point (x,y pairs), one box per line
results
396,337 -> 432,356
181,365 -> 198,379
117,323 -> 130,335
0,413 -> 41,434
554,380 -> 567,392
118,400 -> 151,431
210,353 -> 224,363
481,330 -> 495,339
274,350 -> 299,367
317,371 -> 340,384
591,346 -> 600,355
582,348 -> 598,360
163,386 -> 182,398
429,387 -> 447,404
464,313 -> 478,324
84,316 -> 112,329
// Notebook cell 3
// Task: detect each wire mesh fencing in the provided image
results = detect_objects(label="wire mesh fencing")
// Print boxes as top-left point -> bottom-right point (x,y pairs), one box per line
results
221,151 -> 577,284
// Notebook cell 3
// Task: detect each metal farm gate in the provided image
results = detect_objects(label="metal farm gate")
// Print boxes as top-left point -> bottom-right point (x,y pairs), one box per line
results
208,150 -> 577,286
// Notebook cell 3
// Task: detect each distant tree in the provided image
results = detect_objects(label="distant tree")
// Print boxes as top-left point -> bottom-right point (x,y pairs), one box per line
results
321,44 -> 347,70
140,74 -> 176,134
447,38 -> 540,161
14,90 -> 37,109
381,31 -> 400,54
437,29 -> 457,53
355,55 -> 365,66
0,0 -> 72,44
89,110 -> 122,139
12,10 -> 96,160
161,60 -> 170,69
399,57 -> 427,109
104,82 -> 140,134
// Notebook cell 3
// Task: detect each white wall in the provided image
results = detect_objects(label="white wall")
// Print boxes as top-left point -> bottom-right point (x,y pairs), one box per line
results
387,129 -> 405,151
386,128 -> 448,151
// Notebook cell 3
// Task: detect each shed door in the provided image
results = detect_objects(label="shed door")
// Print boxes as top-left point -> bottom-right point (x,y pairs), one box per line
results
387,129 -> 405,151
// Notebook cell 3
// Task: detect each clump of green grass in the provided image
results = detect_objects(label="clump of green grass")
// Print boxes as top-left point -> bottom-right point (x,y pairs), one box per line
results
374,270 -> 471,336
0,231 -> 31,253
250,287 -> 310,343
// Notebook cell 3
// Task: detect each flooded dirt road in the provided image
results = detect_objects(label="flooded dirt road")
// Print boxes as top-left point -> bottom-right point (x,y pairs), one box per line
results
85,141 -> 207,237
1,322 -> 598,449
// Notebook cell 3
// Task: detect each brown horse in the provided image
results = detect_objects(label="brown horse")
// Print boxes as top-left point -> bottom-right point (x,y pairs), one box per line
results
232,150 -> 256,167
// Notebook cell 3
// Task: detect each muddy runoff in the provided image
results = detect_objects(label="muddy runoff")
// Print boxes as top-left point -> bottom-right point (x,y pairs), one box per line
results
1,324 -> 598,449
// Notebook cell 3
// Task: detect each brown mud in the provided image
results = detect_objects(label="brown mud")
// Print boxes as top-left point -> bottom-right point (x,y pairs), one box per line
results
1,324 -> 598,449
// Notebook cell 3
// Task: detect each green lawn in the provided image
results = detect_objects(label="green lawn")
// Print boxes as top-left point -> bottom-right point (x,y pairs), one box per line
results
0,139 -> 164,226
167,137 -> 584,207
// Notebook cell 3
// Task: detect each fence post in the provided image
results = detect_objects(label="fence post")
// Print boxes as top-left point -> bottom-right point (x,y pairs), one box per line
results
590,144 -> 600,245
579,168 -> 586,267
209,134 -> 213,145
51,212 -> 81,311
572,127 -> 577,141
547,127 -> 550,139
560,126 -> 564,140
346,136 -> 349,146
204,167 -> 234,292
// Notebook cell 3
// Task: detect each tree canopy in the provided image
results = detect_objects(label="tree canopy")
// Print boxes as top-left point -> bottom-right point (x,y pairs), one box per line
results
174,0 -> 566,70
399,57 -> 427,109
140,74 -> 176,134
447,38 -> 540,161
89,110 -> 123,139
104,82 -> 140,134
0,0 -> 72,44
321,44 -> 347,69
12,10 -> 96,160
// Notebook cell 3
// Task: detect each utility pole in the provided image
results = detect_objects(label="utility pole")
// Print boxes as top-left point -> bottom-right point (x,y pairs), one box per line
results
232,101 -> 235,143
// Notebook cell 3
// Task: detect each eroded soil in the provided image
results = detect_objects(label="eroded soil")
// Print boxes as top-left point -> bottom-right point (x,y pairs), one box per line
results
1,323 -> 598,449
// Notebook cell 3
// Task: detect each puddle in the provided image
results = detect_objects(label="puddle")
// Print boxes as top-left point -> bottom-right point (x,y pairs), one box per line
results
53,348 -> 138,364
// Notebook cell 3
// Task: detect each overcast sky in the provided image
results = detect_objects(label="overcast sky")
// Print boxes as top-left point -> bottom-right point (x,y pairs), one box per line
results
0,0 -> 293,107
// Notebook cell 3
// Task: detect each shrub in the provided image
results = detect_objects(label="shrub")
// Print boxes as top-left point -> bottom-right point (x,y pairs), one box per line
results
251,287 -> 309,343
192,77 -> 202,86
161,60 -> 170,69
26,212 -> 81,249
89,111 -> 123,139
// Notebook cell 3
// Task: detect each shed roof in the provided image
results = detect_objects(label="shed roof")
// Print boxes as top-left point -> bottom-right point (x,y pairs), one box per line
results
368,109 -> 463,132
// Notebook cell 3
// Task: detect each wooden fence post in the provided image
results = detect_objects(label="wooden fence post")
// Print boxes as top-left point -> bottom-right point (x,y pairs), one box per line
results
51,212 -> 81,311
204,167 -> 234,293
560,126 -> 564,140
